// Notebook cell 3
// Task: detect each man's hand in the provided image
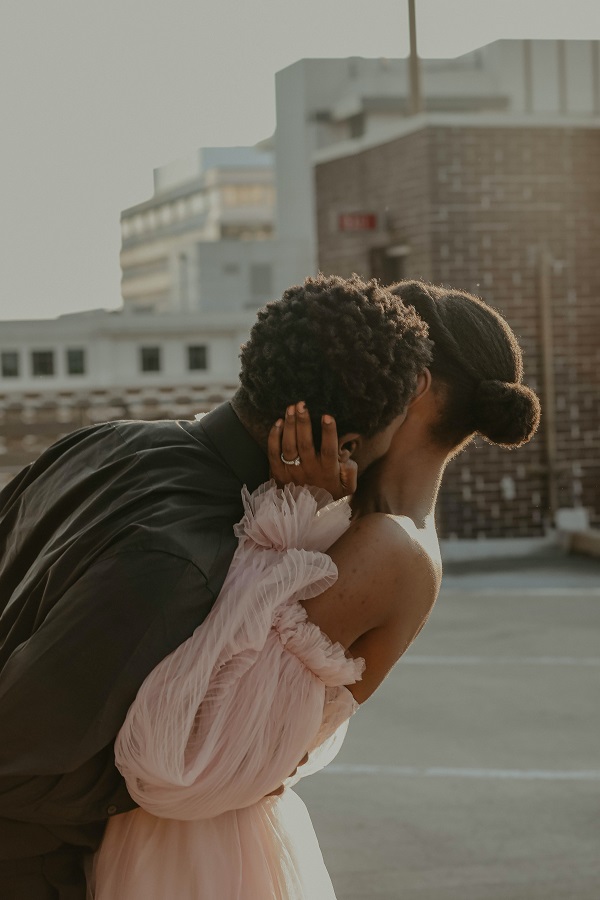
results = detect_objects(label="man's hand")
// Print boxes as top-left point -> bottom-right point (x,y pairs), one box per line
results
267,402 -> 358,500
264,752 -> 310,798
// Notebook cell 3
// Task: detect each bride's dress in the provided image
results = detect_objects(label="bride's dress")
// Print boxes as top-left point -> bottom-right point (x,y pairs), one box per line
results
90,482 -> 365,899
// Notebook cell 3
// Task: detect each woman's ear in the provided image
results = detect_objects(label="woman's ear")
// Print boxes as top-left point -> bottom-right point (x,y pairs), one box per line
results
409,368 -> 432,407
337,433 -> 361,458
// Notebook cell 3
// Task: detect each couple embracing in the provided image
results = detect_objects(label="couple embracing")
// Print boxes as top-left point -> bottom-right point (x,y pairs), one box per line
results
0,274 -> 540,899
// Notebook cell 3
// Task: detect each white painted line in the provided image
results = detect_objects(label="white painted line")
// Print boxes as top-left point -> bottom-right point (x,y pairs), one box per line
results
401,655 -> 600,666
441,587 -> 600,597
323,764 -> 600,781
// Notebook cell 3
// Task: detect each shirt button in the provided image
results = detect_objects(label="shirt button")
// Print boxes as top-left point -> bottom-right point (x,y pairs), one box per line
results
106,805 -> 118,816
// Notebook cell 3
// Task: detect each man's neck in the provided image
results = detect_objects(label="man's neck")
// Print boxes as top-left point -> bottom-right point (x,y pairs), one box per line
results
230,394 -> 269,452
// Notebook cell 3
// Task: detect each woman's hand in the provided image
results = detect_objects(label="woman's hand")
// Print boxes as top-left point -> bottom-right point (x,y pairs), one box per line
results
267,402 -> 358,500
264,752 -> 310,798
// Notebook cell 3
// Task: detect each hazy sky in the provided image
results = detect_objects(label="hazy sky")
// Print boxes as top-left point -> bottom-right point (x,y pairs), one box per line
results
1,0 -> 599,320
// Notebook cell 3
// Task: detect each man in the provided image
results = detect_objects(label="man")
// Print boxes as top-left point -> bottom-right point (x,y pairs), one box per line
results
0,273 -> 431,898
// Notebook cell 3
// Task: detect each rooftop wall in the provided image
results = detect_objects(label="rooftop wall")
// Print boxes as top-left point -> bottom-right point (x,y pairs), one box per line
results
315,122 -> 600,538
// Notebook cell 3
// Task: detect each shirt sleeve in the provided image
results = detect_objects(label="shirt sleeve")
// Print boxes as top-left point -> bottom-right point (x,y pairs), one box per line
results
0,550 -> 212,826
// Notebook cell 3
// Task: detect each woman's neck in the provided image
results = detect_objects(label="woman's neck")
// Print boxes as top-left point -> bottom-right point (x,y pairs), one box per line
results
353,427 -> 450,529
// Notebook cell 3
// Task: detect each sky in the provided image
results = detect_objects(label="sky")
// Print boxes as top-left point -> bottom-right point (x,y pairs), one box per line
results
1,0 -> 599,320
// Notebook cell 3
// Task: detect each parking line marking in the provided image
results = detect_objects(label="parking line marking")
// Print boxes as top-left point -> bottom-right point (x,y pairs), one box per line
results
401,655 -> 600,666
441,588 -> 600,597
323,764 -> 600,781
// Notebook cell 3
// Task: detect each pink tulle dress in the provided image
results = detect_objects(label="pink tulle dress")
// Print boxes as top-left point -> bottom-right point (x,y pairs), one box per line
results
89,482 -> 365,900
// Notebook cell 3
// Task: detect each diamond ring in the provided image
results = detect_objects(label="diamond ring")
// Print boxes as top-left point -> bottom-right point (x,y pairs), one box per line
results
280,452 -> 301,466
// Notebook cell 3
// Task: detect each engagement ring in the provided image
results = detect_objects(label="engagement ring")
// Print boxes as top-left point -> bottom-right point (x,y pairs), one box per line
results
280,453 -> 301,466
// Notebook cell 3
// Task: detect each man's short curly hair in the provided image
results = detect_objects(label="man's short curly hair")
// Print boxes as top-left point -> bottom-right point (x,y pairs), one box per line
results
237,273 -> 432,444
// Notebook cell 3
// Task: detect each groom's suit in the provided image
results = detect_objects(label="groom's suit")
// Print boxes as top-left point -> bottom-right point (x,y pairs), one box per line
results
0,402 -> 269,898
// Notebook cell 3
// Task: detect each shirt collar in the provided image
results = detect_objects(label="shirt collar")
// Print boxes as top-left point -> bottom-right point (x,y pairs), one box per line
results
194,401 -> 270,493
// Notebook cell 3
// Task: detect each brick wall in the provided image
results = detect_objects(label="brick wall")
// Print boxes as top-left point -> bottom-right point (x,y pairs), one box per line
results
315,129 -> 434,282
316,124 -> 600,538
0,385 -> 237,490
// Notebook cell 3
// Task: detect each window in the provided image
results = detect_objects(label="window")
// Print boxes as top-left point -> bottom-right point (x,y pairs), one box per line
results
1,351 -> 19,378
140,346 -> 161,372
121,259 -> 169,281
348,113 -> 365,139
220,224 -> 273,240
190,193 -> 205,215
159,204 -> 173,226
369,246 -> 406,285
250,263 -> 273,301
148,209 -> 160,229
179,254 -> 189,308
221,185 -> 273,208
32,350 -> 55,377
187,345 -> 208,371
66,348 -> 86,375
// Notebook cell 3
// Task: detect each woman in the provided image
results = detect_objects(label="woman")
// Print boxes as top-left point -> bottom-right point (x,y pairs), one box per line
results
90,281 -> 540,899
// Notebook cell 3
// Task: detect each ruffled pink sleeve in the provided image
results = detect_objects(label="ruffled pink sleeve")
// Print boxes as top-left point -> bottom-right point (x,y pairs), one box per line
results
114,482 -> 364,821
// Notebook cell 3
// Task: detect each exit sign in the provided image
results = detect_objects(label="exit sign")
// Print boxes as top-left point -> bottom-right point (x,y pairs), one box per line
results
338,212 -> 378,232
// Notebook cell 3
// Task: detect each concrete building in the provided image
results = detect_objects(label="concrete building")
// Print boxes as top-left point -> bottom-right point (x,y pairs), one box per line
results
273,40 -> 600,285
121,41 -> 600,313
120,146 -> 277,313
4,39 -> 598,540
119,40 -> 600,311
0,308 -> 252,487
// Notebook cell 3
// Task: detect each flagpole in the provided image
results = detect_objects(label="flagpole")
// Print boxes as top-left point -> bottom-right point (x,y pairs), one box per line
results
408,0 -> 423,115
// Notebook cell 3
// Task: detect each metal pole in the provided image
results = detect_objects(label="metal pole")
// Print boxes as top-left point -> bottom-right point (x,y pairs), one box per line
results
591,40 -> 600,116
538,245 -> 559,525
523,40 -> 533,114
557,40 -> 567,115
408,0 -> 423,115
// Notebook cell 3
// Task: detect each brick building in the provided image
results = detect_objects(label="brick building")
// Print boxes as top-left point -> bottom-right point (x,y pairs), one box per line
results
0,385 -> 239,491
315,119 -> 600,538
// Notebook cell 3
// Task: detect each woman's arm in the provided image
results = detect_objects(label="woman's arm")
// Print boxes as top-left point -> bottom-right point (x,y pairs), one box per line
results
300,513 -> 440,704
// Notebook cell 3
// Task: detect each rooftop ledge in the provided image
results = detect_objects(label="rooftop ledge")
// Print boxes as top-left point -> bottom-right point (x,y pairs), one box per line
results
312,112 -> 600,166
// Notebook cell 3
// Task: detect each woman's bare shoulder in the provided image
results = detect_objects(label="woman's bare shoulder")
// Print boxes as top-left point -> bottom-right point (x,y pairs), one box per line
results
331,513 -> 441,704
301,512 -> 439,655
338,512 -> 440,591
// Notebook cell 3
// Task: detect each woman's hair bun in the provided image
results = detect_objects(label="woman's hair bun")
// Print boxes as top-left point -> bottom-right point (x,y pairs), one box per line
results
474,380 -> 541,448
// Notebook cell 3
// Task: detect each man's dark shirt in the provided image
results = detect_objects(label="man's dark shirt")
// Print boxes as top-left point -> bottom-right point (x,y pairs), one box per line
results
0,402 -> 269,868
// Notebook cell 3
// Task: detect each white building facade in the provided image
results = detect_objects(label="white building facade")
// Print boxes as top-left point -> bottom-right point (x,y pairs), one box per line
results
0,309 -> 251,392
0,309 -> 253,486
120,146 -> 277,313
